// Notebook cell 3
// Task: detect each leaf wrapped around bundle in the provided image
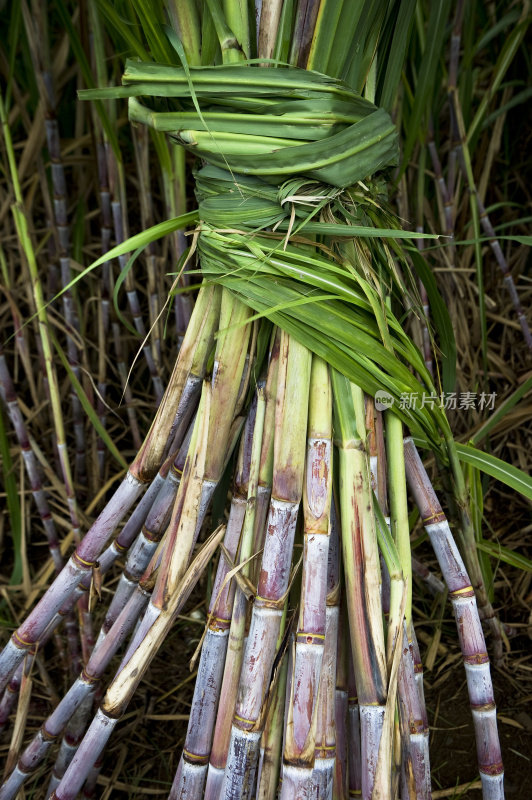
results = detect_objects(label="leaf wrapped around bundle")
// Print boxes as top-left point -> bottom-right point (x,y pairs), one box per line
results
122,62 -> 398,188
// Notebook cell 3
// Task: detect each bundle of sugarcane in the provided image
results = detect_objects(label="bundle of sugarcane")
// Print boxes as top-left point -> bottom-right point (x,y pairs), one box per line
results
2,1 -> 531,799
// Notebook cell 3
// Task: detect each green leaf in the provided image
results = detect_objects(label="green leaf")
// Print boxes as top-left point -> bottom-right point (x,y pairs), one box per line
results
377,0 -> 416,112
472,374 -> 532,446
48,212 -> 198,308
456,443 -> 532,502
476,540 -> 532,573
400,0 -> 452,173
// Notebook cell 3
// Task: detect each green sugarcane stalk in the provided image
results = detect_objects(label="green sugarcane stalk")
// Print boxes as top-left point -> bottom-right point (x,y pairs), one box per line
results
386,413 -> 430,799
332,370 -> 387,800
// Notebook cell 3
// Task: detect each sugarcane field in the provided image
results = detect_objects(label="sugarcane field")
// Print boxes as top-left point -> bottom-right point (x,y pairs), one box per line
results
1,1 -> 532,798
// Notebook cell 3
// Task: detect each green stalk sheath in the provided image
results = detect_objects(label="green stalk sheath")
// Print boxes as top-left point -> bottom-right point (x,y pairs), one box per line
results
385,412 -> 411,627
131,283 -> 221,482
251,331 -> 280,579
386,413 -> 430,798
222,330 -> 311,800
332,370 -> 387,800
162,291 -> 251,598
281,356 -> 332,797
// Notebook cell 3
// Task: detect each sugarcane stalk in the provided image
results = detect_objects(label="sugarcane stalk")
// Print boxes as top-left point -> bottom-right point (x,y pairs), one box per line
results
49,527 -> 226,800
258,0 -> 284,61
117,385 -> 211,671
0,88 -> 96,683
107,144 -> 164,402
410,627 -> 428,726
347,652 -> 362,800
311,507 -> 341,800
222,331 -> 311,799
97,423 -> 193,645
411,558 -> 445,597
0,350 -> 63,574
45,448 -> 189,793
87,8 -> 143,459
0,574 -> 151,800
332,371 -> 387,800
0,664 -> 24,735
45,694 -> 95,799
132,125 -> 163,369
281,355 -> 332,799
290,0 -> 322,68
111,322 -> 143,450
333,595 -> 349,800
251,331 -> 280,580
205,339 -> 279,800
94,138 -> 114,474
382,410 -> 430,798
119,292 -> 251,667
256,648 -> 289,800
170,388 -> 266,799
404,438 -> 504,800
34,451 -> 184,671
162,292 -> 252,600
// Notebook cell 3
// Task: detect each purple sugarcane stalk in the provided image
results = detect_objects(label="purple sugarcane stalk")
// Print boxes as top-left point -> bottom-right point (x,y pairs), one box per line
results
0,351 -> 63,573
205,343 -> 279,800
281,356 -> 332,799
311,509 -> 341,800
21,0 -> 88,493
0,582 -> 149,800
0,470 -> 145,693
397,623 -> 431,800
404,438 -> 504,800
97,424 -> 193,645
333,600 -> 349,800
109,154 -> 164,403
221,332 -> 311,800
411,556 -> 445,597
169,394 -> 263,799
48,526 -> 225,800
